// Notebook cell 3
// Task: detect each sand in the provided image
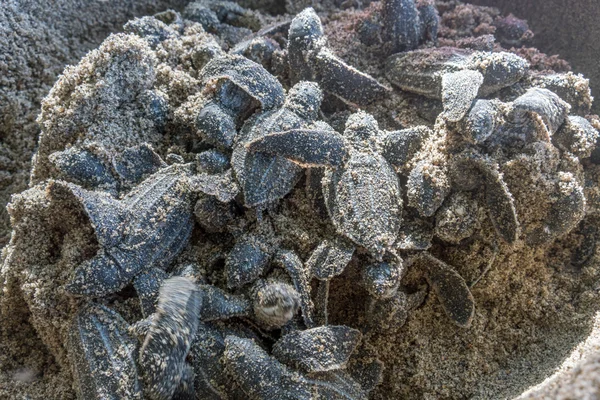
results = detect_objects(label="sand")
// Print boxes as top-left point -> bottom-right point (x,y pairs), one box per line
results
2,1 -> 600,399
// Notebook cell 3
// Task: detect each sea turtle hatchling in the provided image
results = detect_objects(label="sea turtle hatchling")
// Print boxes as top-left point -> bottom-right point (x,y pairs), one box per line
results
357,0 -> 439,53
131,276 -> 202,400
224,222 -> 315,329
223,328 -> 380,400
58,158 -> 239,298
48,142 -> 167,194
232,80 -> 335,210
385,46 -> 529,122
246,110 -> 401,261
196,53 -> 285,148
68,303 -> 143,399
182,0 -> 260,47
287,8 -> 390,106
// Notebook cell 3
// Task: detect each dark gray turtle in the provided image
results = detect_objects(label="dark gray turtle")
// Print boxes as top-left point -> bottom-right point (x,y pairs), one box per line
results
230,20 -> 292,76
196,53 -> 285,148
132,276 -> 202,400
58,163 -> 196,297
492,13 -> 533,48
183,0 -> 259,47
553,116 -> 600,159
434,191 -> 479,244
49,144 -> 119,192
191,151 -> 242,233
196,149 -> 230,174
451,150 -> 519,244
361,257 -> 427,330
224,335 -> 372,400
361,261 -> 405,300
526,171 -> 586,246
133,267 -> 169,317
189,321 -> 262,399
270,250 -> 314,328
287,8 -> 390,106
232,81 -> 333,210
272,325 -> 362,373
49,142 -> 167,194
385,47 -> 529,121
189,168 -> 240,203
457,99 -> 504,145
395,213 -> 434,251
225,222 -> 274,288
197,284 -> 252,321
365,285 -> 427,331
366,0 -> 440,53
68,303 -> 143,399
388,96 -> 518,241
382,125 -> 449,219
381,125 -> 433,173
530,72 -> 593,116
246,111 -> 402,260
251,278 -> 301,330
194,192 -> 238,233
243,248 -> 314,330
112,143 -> 168,187
325,136 -> 400,254
217,219 -> 314,330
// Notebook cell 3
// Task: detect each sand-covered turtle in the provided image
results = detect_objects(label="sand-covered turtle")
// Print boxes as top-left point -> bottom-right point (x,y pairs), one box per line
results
385,47 -> 529,121
287,8 -> 390,106
196,54 -> 285,148
232,81 -> 334,210
246,111 -> 402,261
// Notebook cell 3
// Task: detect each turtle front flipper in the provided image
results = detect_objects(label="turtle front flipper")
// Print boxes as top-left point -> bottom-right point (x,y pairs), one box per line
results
66,250 -> 129,297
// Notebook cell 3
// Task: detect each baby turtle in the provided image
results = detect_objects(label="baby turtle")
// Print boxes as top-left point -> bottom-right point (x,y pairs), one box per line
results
249,249 -> 314,330
513,87 -> 570,135
247,111 -> 402,260
49,142 -> 167,194
59,164 -> 196,297
526,171 -> 586,246
452,150 -> 520,244
69,303 -> 142,399
272,325 -> 362,373
196,53 -> 285,148
124,16 -> 179,49
251,278 -> 301,329
366,285 -> 427,331
232,81 -> 332,210
287,8 -> 390,106
224,335 -> 372,400
361,259 -> 427,330
220,219 -> 313,329
189,321 -> 262,399
132,276 -> 202,400
365,0 -> 440,53
183,0 -> 258,47
306,237 -> 355,325
385,47 -> 529,121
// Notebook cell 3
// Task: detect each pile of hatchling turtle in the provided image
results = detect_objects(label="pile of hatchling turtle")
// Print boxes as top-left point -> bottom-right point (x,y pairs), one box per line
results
3,0 -> 600,399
